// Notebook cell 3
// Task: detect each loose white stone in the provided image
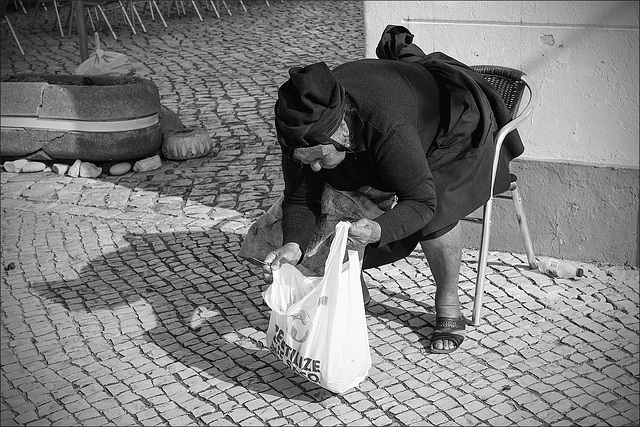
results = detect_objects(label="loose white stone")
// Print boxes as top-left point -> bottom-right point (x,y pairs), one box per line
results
133,155 -> 162,173
109,162 -> 131,176
67,159 -> 82,177
52,163 -> 69,175
20,161 -> 46,173
3,159 -> 28,173
79,162 -> 102,178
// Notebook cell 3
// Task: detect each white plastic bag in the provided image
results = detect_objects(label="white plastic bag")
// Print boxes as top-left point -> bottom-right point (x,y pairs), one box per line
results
263,221 -> 371,394
74,32 -> 133,76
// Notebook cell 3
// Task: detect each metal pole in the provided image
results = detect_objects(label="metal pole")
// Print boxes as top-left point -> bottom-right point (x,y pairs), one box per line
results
75,1 -> 89,61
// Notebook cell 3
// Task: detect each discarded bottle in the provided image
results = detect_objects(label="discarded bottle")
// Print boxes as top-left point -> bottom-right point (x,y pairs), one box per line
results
536,256 -> 584,278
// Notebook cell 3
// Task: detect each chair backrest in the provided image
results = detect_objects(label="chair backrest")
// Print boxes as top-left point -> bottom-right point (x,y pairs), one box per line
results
469,65 -> 537,199
471,65 -> 527,119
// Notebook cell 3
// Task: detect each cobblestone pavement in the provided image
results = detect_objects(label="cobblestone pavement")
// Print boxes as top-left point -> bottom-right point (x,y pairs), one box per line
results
1,1 -> 639,426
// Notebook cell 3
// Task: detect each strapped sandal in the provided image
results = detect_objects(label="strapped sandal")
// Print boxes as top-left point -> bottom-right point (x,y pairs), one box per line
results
429,315 -> 467,354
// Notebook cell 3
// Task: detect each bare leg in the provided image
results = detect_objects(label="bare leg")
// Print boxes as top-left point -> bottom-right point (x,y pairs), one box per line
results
359,257 -> 370,305
419,222 -> 464,351
360,272 -> 370,304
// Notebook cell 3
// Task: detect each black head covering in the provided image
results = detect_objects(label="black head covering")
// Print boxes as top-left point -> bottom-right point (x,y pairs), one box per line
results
274,62 -> 346,150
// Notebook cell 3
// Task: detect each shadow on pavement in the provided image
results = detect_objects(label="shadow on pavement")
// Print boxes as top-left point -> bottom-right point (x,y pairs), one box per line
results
27,223 -> 479,400
28,227 -> 336,402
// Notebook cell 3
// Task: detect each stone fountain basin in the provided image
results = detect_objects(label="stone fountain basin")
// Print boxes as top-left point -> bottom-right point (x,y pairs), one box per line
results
0,74 -> 162,162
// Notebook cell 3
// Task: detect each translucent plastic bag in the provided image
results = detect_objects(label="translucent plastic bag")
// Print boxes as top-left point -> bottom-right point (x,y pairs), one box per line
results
74,32 -> 133,76
263,221 -> 371,394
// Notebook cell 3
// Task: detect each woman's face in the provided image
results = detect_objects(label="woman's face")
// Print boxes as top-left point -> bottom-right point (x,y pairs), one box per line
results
293,119 -> 349,172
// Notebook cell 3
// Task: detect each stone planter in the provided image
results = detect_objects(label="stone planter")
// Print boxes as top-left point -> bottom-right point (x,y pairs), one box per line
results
0,74 -> 163,162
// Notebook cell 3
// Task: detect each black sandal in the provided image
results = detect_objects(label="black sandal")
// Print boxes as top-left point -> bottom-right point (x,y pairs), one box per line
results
429,315 -> 467,354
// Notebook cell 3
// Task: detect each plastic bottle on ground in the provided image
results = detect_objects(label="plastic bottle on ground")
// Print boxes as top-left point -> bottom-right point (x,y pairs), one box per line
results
536,256 -> 584,278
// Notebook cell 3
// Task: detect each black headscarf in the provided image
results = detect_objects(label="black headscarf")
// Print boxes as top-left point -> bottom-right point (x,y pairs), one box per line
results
274,62 -> 346,151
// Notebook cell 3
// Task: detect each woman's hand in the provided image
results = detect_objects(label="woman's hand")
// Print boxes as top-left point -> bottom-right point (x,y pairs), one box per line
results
347,219 -> 381,251
262,242 -> 303,282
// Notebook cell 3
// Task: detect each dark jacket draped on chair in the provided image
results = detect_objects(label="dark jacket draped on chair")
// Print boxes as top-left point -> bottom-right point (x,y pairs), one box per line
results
375,24 -> 524,163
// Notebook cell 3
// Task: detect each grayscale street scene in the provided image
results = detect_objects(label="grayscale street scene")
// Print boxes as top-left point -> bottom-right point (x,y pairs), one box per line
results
1,1 -> 638,426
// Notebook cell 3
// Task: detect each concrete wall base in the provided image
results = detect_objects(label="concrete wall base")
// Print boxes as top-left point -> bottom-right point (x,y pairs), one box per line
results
461,159 -> 639,266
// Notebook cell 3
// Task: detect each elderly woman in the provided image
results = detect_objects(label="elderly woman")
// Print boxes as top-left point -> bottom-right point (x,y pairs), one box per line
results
260,26 -> 523,354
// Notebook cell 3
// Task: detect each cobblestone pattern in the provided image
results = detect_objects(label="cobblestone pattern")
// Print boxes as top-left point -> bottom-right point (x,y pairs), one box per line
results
1,1 -> 639,426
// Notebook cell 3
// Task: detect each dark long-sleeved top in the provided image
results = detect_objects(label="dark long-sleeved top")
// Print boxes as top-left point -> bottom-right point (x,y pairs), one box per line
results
282,59 -> 441,255
281,56 -> 523,268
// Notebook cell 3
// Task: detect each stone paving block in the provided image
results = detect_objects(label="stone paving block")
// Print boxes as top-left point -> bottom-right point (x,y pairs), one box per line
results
111,413 -> 141,426
504,409 -> 534,424
336,409 -> 364,425
228,407 -> 254,423
426,411 -> 451,425
288,411 -> 314,425
102,406 -> 127,421
623,407 -> 640,422
45,408 -> 72,423
14,409 -> 39,425
566,406 -> 593,421
75,407 -> 102,422
485,394 -> 508,406
51,415 -> 79,426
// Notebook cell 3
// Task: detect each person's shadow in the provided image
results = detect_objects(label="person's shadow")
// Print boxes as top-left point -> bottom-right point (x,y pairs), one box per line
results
28,227 -> 344,402
29,228 -> 445,402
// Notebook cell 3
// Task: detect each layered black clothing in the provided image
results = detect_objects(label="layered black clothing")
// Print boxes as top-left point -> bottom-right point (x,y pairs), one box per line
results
281,27 -> 524,268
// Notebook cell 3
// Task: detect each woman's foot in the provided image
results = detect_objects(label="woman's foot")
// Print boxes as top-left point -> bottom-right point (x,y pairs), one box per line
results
429,314 -> 467,354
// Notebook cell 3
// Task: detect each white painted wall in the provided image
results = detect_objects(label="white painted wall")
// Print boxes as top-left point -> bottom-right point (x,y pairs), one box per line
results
363,1 -> 639,168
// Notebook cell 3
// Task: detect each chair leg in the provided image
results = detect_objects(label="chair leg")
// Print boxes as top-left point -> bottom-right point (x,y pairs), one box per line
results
190,0 -> 203,20
129,2 -> 147,32
30,1 -> 40,33
87,9 -> 97,32
117,1 -> 137,35
151,1 -> 168,27
510,183 -> 537,269
16,0 -> 28,14
472,199 -> 494,326
4,16 -> 25,55
222,0 -> 231,15
53,1 -> 65,37
96,5 -> 118,40
65,2 -> 73,37
208,0 -> 219,18
471,182 -> 536,326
